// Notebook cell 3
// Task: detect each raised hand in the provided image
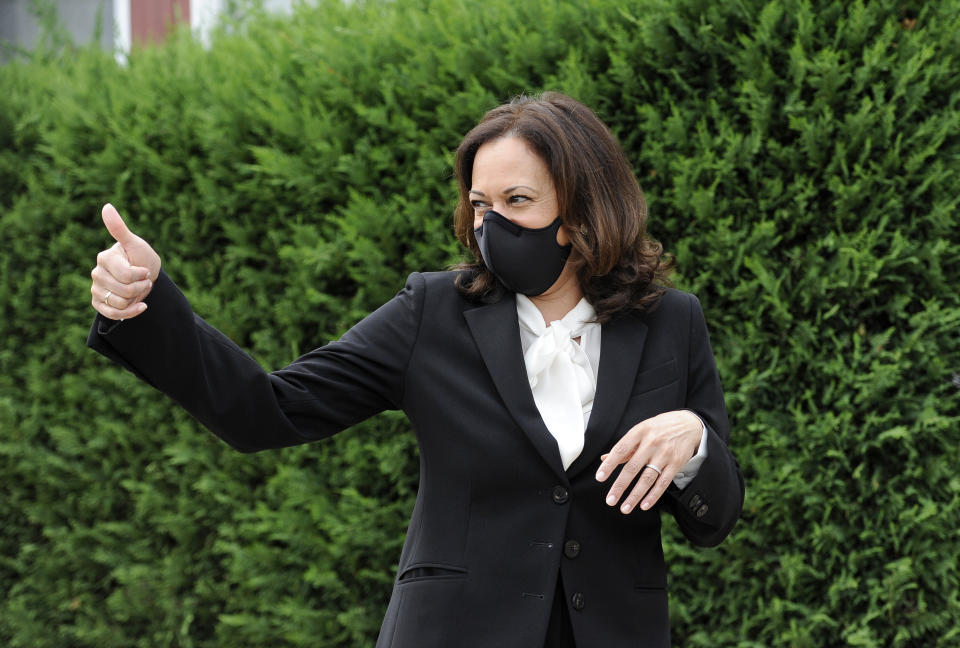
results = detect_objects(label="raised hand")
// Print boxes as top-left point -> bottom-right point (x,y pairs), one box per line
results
90,204 -> 162,321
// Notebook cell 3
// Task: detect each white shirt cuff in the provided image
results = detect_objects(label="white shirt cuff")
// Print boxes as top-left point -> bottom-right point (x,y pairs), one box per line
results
672,412 -> 709,490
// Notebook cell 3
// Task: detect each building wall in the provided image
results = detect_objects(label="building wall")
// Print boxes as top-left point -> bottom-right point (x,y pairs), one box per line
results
0,0 -> 295,61
130,0 -> 189,46
0,0 -> 115,56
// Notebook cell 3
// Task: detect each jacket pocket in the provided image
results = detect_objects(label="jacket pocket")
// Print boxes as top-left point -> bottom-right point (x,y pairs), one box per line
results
397,562 -> 468,585
629,358 -> 680,398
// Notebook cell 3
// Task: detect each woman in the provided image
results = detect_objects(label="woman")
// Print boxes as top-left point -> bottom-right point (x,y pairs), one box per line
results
88,92 -> 743,647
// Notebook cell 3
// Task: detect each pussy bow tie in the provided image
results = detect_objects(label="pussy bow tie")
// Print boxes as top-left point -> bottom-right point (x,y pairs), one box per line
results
517,297 -> 597,470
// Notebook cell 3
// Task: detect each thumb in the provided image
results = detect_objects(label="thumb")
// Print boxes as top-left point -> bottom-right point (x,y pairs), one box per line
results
101,203 -> 137,247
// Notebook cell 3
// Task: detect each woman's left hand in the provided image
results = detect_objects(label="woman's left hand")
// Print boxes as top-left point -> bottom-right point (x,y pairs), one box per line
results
595,410 -> 703,514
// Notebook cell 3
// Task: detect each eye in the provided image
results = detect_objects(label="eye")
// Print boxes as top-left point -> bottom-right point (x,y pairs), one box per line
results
470,199 -> 489,210
508,194 -> 531,204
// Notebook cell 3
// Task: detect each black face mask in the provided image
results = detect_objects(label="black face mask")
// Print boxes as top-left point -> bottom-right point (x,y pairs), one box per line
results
473,210 -> 572,296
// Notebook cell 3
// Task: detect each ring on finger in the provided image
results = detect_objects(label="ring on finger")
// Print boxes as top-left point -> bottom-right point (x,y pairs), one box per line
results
644,463 -> 662,476
103,290 -> 113,306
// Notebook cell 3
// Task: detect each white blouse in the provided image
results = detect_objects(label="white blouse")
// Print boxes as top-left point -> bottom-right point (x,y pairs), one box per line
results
516,294 -> 707,486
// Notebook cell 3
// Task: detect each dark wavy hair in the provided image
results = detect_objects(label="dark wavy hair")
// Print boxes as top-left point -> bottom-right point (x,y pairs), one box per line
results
452,92 -> 674,324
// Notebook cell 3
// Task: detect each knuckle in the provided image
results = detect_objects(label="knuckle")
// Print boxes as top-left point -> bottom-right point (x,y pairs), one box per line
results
624,459 -> 645,474
612,439 -> 637,457
637,438 -> 657,454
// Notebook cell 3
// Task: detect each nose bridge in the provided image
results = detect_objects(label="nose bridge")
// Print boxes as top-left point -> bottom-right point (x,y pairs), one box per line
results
485,207 -> 516,226
490,202 -> 516,221
488,199 -> 507,214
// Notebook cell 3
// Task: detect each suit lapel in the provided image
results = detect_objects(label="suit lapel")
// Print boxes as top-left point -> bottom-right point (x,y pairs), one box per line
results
566,312 -> 648,479
464,298 -> 649,482
463,296 -> 567,481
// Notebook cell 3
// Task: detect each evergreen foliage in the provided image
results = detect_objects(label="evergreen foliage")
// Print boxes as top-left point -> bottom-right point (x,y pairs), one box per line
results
1,0 -> 958,645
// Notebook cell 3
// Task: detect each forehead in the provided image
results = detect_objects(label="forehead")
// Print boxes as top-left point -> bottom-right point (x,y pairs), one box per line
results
471,136 -> 552,190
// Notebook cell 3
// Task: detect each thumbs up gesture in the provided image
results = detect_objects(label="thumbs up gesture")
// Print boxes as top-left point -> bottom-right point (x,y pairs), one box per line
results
90,204 -> 162,321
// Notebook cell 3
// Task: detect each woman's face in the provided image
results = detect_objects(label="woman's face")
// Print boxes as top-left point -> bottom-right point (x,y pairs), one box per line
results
469,136 -> 570,246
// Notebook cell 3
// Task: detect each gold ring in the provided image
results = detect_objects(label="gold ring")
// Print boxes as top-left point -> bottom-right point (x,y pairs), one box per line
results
103,290 -> 113,306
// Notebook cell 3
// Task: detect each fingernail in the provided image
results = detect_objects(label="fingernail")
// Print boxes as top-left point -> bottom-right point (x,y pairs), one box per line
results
621,503 -> 632,513
595,470 -> 605,481
139,303 -> 147,313
641,501 -> 651,511
605,495 -> 616,506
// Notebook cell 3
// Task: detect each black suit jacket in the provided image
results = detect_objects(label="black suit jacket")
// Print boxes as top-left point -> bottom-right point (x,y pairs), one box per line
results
88,270 -> 744,648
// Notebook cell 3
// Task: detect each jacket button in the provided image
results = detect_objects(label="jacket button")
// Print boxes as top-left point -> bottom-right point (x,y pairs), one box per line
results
564,540 -> 581,558
552,486 -> 569,504
695,504 -> 709,518
571,592 -> 585,610
689,493 -> 703,511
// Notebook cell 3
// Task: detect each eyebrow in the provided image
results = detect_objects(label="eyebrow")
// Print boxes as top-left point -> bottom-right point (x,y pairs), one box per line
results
469,185 -> 537,196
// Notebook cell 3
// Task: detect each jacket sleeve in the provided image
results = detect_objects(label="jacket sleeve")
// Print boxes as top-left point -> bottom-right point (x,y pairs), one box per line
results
662,293 -> 744,547
87,270 -> 425,452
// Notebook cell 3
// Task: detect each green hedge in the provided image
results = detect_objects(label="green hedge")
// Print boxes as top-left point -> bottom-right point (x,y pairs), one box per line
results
2,0 -> 958,645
